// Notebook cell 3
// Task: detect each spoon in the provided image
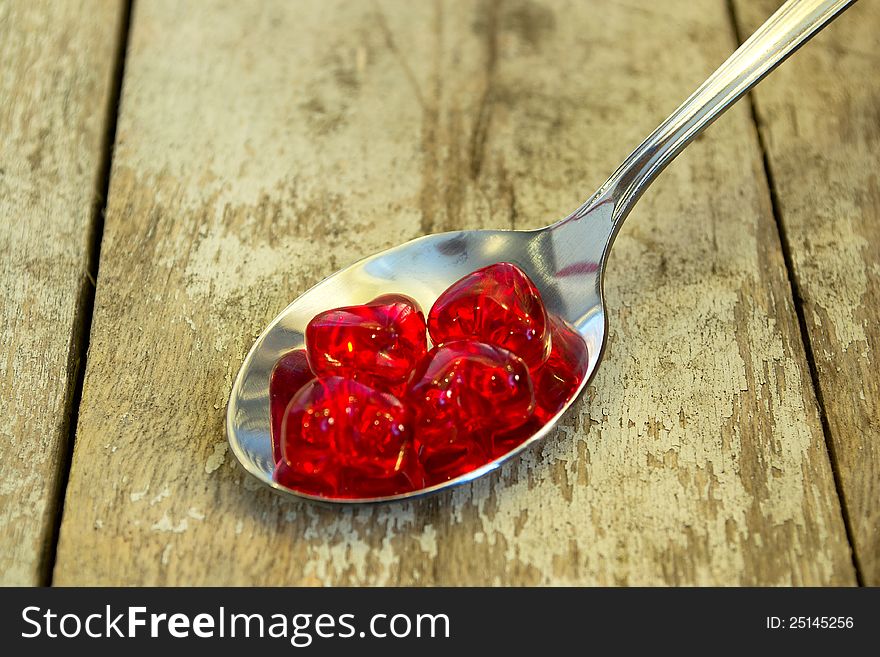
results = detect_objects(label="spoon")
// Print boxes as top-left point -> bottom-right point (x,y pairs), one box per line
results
227,0 -> 854,503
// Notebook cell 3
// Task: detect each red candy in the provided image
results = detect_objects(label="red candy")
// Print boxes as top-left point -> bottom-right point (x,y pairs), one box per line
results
277,377 -> 422,498
407,342 -> 534,484
490,417 -> 544,458
533,316 -> 589,423
270,262 -> 588,498
269,349 -> 315,463
427,262 -> 551,370
306,294 -> 426,393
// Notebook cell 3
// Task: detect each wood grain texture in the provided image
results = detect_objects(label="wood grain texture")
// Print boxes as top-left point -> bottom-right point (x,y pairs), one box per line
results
733,0 -> 879,584
54,0 -> 855,585
0,0 -> 124,585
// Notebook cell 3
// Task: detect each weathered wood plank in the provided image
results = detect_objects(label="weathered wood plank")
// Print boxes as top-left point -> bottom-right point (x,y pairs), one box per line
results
54,0 -> 854,585
733,0 -> 879,584
0,0 -> 125,585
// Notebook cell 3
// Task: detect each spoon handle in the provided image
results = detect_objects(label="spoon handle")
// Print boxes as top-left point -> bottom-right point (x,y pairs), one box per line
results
575,0 -> 855,236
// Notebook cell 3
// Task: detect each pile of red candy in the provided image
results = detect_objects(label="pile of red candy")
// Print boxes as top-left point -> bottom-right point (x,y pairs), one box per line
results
269,262 -> 588,498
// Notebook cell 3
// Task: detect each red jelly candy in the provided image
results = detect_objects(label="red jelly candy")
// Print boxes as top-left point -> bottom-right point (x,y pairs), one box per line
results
532,315 -> 588,423
276,377 -> 422,498
488,317 -> 587,457
269,349 -> 315,463
407,341 -> 534,484
306,294 -> 427,393
490,417 -> 543,458
428,262 -> 551,370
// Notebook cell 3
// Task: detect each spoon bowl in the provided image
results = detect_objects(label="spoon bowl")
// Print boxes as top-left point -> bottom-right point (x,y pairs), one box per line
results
227,0 -> 854,503
226,212 -> 612,503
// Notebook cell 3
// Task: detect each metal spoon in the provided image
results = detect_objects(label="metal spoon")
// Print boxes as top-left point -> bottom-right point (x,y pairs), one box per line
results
227,0 -> 854,503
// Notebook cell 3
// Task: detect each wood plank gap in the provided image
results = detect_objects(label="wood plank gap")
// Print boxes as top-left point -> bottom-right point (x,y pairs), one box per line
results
43,0 -> 135,587
725,0 -> 865,586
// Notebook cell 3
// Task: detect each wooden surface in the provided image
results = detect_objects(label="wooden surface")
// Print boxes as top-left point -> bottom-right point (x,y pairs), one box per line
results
2,0 -> 873,586
734,0 -> 880,585
0,0 -> 124,585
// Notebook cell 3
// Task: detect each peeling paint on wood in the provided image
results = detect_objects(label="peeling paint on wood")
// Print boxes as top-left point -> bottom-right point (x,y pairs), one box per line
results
53,0 -> 855,585
733,0 -> 879,584
0,0 -> 124,585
